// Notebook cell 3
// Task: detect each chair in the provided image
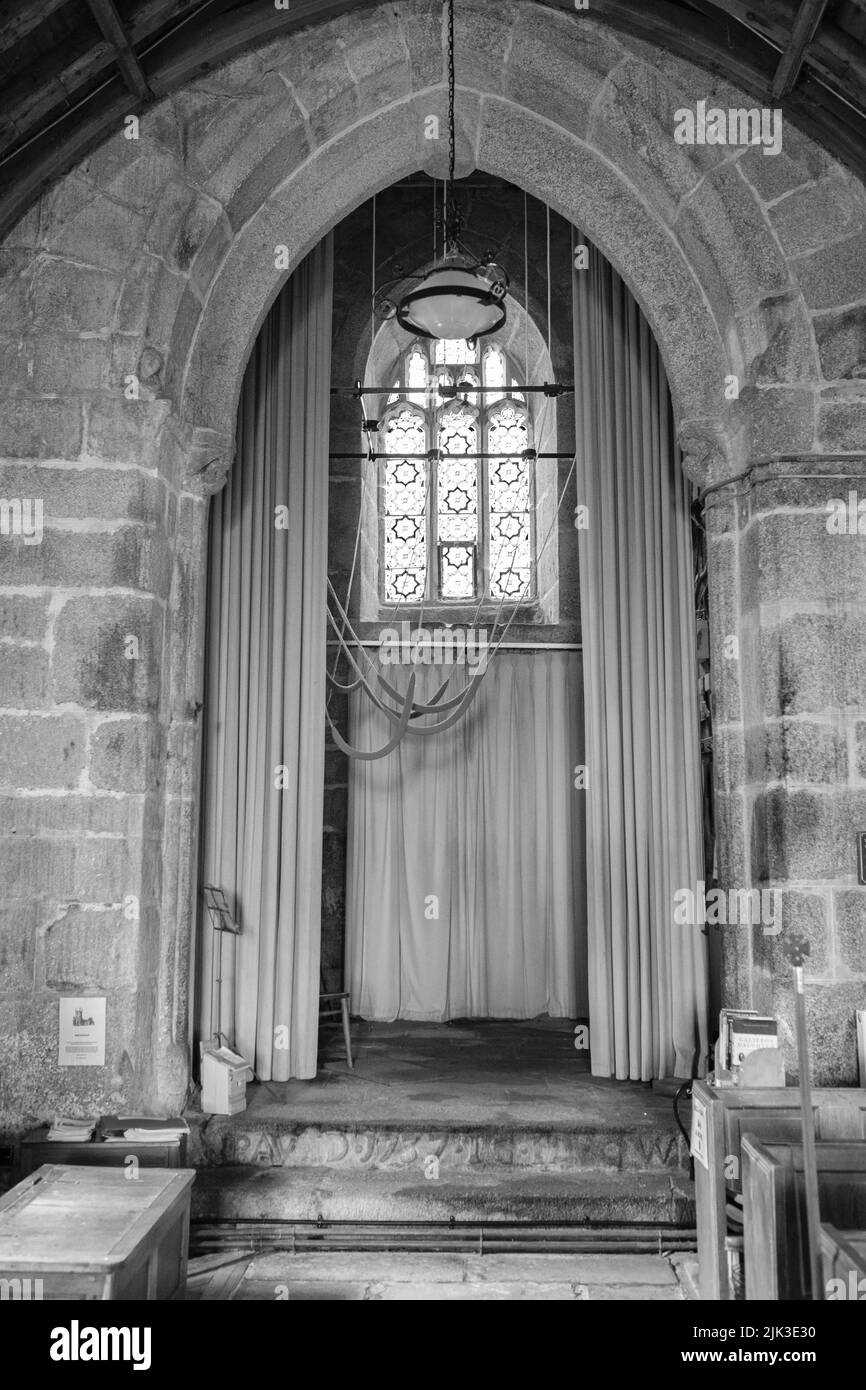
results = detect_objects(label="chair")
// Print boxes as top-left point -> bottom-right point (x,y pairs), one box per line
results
319,971 -> 353,1069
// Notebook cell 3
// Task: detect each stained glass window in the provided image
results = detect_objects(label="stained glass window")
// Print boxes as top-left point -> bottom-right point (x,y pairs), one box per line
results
487,401 -> 531,600
458,372 -> 480,408
483,347 -> 506,406
380,340 -> 534,605
383,407 -> 427,603
407,349 -> 427,391
434,338 -> 478,366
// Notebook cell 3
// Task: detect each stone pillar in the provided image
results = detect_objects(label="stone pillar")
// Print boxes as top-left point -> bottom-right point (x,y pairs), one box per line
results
707,457 -> 866,1084
0,384 -> 230,1124
0,400 -> 170,1121
148,421 -> 233,1112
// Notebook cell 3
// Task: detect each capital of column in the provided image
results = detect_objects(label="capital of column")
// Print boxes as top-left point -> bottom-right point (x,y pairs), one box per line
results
183,424 -> 236,498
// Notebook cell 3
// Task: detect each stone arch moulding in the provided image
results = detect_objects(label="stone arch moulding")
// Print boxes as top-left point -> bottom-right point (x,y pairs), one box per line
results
156,1 -> 856,1104
178,100 -> 740,497
155,1 -> 863,494
154,0 -> 861,497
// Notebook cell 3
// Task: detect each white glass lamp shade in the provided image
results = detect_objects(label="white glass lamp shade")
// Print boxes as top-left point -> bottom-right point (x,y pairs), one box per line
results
397,265 -> 506,340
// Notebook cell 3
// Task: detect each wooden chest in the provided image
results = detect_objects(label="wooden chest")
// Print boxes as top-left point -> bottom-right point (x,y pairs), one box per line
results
0,1164 -> 195,1300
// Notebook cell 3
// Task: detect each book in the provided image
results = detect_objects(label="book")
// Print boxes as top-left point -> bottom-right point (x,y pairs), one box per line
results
46,1117 -> 95,1142
100,1134 -> 184,1144
719,1008 -> 760,1072
96,1115 -> 189,1144
729,1016 -> 778,1067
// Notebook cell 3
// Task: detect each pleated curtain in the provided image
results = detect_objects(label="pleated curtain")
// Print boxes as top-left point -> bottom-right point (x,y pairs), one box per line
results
346,652 -> 588,1021
199,238 -> 333,1081
573,238 -> 708,1080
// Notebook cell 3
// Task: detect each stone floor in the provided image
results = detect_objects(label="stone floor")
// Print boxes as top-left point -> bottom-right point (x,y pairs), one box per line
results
187,1019 -> 694,1226
190,1017 -> 680,1129
189,1250 -> 698,1301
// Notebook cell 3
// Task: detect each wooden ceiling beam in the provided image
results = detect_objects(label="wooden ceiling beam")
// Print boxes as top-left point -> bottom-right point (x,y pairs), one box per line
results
643,0 -> 866,128
0,0 -> 70,51
698,0 -> 866,101
2,0 -> 866,242
85,0 -> 151,99
0,1 -> 207,158
128,0 -> 211,42
0,1 -> 237,157
0,39 -> 114,153
771,0 -> 830,98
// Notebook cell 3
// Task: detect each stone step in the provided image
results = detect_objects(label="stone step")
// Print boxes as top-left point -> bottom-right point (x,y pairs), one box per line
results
191,1165 -> 695,1225
189,1116 -> 689,1174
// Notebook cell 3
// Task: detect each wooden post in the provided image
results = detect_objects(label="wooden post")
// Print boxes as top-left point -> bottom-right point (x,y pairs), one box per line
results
793,962 -> 824,1299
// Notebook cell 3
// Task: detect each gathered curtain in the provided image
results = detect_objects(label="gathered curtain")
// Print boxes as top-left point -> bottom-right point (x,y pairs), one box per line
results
198,238 -> 333,1081
346,652 -> 588,1022
573,236 -> 708,1080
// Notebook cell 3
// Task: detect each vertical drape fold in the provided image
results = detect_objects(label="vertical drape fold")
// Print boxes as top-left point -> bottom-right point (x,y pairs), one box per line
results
346,653 -> 588,1022
573,238 -> 708,1080
199,238 -> 333,1080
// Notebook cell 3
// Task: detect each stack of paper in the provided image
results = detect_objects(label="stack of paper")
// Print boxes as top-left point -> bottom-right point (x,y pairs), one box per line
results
97,1115 -> 189,1144
47,1117 -> 95,1142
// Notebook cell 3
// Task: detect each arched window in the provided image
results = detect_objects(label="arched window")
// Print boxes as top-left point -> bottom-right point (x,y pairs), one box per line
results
380,339 -> 535,605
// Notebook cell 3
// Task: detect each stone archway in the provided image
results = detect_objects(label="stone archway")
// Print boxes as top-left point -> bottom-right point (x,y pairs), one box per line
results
2,1 -> 865,1121
176,72 -> 740,489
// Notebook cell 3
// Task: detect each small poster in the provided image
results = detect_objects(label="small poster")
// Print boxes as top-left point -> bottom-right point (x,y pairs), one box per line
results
59,997 -> 106,1067
690,1093 -> 709,1170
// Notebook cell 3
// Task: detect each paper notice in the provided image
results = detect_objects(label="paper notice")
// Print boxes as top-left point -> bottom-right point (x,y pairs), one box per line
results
59,997 -> 106,1067
691,1093 -> 709,1169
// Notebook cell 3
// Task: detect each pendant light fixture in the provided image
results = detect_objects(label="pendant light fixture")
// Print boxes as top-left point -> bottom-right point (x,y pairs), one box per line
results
391,0 -> 508,343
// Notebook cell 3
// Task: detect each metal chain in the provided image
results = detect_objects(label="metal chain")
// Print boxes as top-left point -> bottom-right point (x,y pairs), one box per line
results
446,0 -> 456,250
447,0 -> 455,188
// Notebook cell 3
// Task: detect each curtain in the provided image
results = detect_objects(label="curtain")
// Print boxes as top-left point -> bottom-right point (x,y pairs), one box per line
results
346,652 -> 587,1021
198,238 -> 333,1080
573,237 -> 707,1080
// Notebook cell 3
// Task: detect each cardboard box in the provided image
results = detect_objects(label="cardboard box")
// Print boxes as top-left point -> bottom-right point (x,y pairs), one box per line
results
200,1042 -> 253,1116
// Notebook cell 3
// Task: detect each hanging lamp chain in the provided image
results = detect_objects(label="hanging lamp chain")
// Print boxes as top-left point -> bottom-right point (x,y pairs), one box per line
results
445,0 -> 458,254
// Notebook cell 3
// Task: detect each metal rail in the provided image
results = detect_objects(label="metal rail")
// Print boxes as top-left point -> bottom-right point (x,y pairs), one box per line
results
326,641 -> 583,651
191,1218 -> 698,1257
332,384 -> 573,396
329,451 -> 576,460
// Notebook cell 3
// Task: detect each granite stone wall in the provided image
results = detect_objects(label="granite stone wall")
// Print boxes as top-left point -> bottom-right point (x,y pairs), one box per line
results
1,0 -> 865,1125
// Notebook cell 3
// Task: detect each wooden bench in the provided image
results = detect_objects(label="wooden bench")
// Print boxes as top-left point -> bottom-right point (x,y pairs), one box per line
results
0,1164 -> 195,1300
742,1138 -> 866,1300
691,1081 -> 866,1300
